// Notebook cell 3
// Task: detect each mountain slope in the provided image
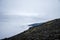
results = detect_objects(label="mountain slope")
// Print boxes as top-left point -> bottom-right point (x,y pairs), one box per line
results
2,18 -> 60,40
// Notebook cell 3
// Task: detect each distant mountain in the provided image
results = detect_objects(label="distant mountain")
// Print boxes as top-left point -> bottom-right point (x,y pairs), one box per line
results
28,23 -> 44,30
28,23 -> 43,27
2,18 -> 60,40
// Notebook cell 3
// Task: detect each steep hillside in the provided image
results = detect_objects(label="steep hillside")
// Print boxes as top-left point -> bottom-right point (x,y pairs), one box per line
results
2,18 -> 60,40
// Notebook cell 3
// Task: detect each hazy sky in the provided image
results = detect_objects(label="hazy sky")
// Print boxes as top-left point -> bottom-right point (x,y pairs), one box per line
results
1,0 -> 60,18
0,0 -> 60,39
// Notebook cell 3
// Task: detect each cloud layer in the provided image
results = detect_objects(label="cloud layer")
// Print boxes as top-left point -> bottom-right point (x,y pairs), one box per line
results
0,0 -> 60,39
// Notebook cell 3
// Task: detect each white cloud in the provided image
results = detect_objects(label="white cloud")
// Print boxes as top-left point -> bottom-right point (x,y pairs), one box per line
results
0,0 -> 60,39
2,0 -> 59,18
5,12 -> 47,17
4,9 -> 47,17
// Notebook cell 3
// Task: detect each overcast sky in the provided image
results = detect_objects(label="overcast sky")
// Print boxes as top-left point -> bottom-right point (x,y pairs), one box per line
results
0,0 -> 60,39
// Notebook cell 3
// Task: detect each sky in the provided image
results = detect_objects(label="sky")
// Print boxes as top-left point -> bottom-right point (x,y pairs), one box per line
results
0,0 -> 60,39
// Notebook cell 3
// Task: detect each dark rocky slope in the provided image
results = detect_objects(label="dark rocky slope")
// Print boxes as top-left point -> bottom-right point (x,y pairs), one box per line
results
2,18 -> 60,40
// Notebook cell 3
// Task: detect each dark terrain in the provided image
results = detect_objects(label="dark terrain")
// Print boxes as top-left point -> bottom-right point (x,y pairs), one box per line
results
2,18 -> 60,40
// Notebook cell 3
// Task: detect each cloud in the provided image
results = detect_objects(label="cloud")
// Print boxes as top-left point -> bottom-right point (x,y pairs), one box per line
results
2,0 -> 60,19
4,10 -> 47,18
0,0 -> 60,39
